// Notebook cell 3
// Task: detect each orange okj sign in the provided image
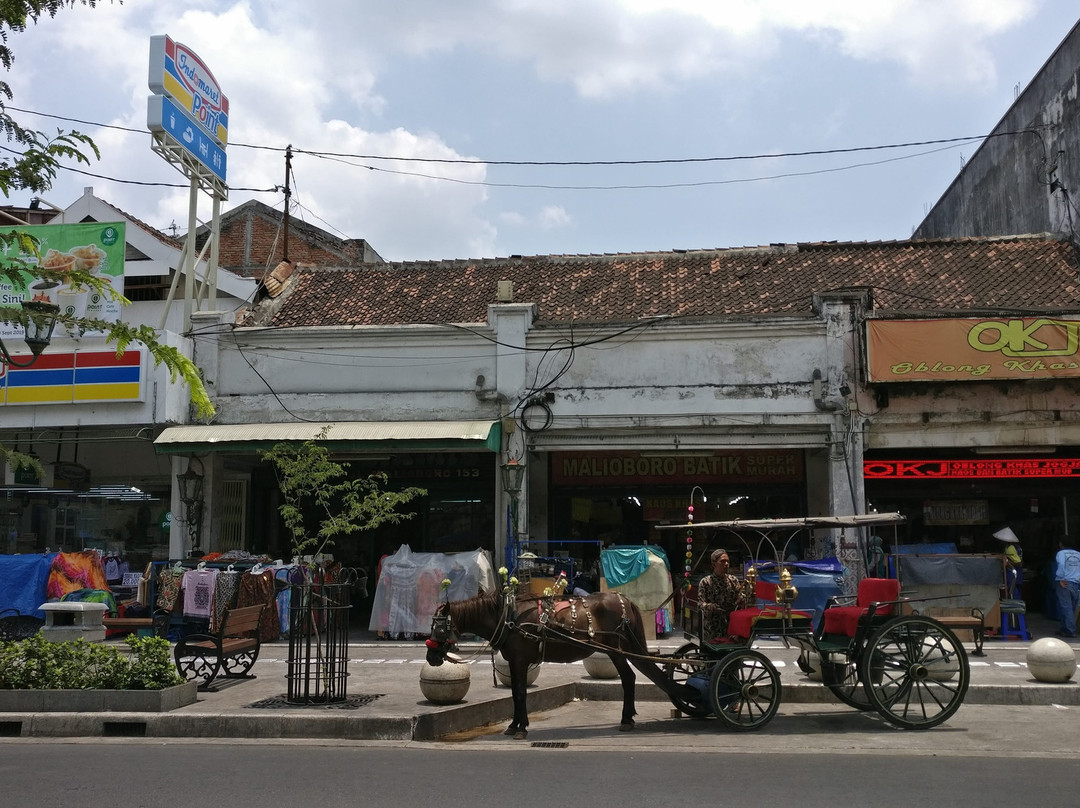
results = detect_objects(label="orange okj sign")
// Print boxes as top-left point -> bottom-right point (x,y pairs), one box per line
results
867,318 -> 1080,382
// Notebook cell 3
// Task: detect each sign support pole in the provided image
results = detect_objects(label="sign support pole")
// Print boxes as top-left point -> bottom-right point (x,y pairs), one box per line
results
183,174 -> 198,333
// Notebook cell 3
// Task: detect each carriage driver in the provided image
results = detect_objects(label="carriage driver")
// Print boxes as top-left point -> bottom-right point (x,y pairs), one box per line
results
698,549 -> 746,641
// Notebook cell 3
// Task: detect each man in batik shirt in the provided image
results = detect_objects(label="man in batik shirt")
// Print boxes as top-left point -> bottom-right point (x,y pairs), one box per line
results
697,549 -> 745,641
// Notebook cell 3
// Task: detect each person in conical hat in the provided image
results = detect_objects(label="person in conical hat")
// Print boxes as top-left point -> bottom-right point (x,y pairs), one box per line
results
994,527 -> 1022,598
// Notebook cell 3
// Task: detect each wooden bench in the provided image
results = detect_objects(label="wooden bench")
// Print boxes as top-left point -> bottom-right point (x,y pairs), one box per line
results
173,604 -> 265,689
924,609 -> 986,657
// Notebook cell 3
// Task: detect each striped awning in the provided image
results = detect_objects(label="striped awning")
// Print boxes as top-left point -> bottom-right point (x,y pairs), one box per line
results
154,420 -> 502,454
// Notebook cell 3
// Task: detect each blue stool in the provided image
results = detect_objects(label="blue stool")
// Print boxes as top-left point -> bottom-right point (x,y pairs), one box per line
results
999,599 -> 1030,640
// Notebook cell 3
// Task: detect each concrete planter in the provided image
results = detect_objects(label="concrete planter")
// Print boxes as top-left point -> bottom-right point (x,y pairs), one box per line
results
0,682 -> 197,713
582,653 -> 619,679
419,662 -> 471,704
493,656 -> 541,687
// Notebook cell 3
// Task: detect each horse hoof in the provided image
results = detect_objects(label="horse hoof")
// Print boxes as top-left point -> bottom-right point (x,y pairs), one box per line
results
503,727 -> 517,736
619,723 -> 634,732
514,730 -> 528,740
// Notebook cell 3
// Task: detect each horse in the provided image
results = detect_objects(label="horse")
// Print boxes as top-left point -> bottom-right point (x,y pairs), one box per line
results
425,589 -> 649,739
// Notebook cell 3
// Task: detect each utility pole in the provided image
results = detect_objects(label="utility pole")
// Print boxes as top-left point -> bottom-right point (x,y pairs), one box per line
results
283,145 -> 292,263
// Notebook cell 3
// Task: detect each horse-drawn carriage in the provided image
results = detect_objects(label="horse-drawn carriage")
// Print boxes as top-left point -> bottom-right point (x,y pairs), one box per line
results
426,512 -> 970,738
656,513 -> 970,731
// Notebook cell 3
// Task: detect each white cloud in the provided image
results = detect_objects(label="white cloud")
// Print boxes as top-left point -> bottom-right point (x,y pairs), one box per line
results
538,205 -> 572,230
0,0 -> 1054,263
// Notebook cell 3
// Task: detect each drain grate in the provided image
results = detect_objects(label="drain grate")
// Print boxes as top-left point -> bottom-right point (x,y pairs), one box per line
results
531,741 -> 569,748
0,721 -> 21,737
103,721 -> 147,737
246,693 -> 384,710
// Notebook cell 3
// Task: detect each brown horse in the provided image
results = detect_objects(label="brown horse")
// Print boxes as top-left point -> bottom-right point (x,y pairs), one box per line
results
425,589 -> 649,739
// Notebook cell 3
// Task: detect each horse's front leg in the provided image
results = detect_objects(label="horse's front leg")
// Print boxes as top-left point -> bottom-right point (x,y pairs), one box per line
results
611,654 -> 637,731
503,661 -> 530,740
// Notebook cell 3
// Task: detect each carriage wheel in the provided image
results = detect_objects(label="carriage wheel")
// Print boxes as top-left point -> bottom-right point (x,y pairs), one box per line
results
861,616 -> 970,730
819,652 -> 873,711
662,642 -> 712,718
708,649 -> 782,731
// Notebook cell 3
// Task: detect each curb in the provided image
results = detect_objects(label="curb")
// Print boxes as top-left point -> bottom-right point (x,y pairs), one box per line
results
2,679 -> 1077,741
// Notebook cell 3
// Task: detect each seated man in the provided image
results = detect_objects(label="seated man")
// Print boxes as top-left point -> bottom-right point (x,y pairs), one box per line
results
697,549 -> 746,641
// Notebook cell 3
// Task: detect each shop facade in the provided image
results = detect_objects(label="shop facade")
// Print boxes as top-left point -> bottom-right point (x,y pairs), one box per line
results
152,237 -> 1080,618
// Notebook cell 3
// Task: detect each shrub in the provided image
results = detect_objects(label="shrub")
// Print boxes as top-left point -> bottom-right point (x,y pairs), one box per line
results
0,634 -> 182,690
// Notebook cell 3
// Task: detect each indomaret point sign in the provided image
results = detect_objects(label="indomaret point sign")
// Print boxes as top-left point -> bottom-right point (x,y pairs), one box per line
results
147,34 -> 228,195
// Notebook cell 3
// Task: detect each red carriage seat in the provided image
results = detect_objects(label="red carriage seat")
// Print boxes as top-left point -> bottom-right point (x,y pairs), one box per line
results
821,577 -> 900,637
728,578 -> 812,640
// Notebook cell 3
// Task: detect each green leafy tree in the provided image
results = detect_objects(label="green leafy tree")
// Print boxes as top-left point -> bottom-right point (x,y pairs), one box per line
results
0,1 -> 213,428
261,427 -> 426,580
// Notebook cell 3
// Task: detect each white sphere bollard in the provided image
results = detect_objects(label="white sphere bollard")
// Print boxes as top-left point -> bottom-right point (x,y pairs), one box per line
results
922,638 -> 960,682
493,656 -> 541,687
419,661 -> 471,704
1026,637 -> 1077,683
583,652 -> 620,679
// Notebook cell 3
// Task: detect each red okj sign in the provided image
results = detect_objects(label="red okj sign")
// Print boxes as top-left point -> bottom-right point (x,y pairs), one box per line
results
864,458 -> 1080,479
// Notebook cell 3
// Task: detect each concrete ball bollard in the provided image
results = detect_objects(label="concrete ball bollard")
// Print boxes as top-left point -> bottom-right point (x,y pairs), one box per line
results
1026,637 -> 1078,683
583,652 -> 620,679
493,656 -> 541,687
419,661 -> 471,704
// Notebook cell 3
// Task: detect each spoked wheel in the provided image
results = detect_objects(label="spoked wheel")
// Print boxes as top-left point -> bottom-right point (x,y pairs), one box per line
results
663,642 -> 712,718
861,615 -> 970,730
819,652 -> 873,711
708,649 -> 782,731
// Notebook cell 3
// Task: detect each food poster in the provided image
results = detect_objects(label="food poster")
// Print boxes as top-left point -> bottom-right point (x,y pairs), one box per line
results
0,221 -> 126,339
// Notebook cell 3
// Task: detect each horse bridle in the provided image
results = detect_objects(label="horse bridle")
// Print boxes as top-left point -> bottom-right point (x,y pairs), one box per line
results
428,603 -> 458,649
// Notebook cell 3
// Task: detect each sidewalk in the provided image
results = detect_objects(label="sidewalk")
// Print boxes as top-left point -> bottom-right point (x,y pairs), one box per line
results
4,614 -> 1078,741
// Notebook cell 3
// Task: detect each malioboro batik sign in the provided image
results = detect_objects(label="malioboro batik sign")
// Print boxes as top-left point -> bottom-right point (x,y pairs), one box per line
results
867,317 -> 1080,382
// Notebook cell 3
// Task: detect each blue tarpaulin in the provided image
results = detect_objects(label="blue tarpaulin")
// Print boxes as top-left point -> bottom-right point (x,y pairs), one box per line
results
601,545 -> 670,587
751,557 -> 845,574
753,565 -> 844,630
894,543 -> 958,555
0,553 -> 57,618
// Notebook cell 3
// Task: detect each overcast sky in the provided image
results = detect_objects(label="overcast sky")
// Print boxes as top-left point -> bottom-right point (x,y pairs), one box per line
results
8,1 -> 1080,262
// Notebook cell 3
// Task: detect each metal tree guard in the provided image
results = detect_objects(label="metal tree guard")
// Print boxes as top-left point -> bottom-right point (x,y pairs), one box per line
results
286,568 -> 353,704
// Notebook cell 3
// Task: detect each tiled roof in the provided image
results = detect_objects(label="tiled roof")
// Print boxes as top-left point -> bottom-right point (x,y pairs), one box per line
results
237,235 -> 1080,328
91,197 -> 183,250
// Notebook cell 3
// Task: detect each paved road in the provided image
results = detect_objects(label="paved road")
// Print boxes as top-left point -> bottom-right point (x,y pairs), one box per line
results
3,741 -> 1079,808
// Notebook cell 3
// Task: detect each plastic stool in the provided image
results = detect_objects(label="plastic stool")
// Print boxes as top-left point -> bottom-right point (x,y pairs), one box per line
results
999,599 -> 1031,640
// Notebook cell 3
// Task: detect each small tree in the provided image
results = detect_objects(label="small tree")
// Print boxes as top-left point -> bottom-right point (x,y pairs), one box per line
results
261,427 -> 426,703
260,427 -> 426,579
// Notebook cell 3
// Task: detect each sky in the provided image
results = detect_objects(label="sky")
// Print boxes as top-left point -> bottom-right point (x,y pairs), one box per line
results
8,0 -> 1080,263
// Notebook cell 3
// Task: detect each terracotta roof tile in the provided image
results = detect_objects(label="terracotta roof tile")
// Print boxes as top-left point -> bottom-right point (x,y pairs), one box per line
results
237,236 -> 1080,328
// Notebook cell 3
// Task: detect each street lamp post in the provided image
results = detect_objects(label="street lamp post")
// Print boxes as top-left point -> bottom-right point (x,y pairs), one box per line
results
0,301 -> 60,367
177,457 -> 205,557
501,458 -> 526,569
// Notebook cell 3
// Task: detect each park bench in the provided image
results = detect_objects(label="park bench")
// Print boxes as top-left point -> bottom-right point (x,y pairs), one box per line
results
921,608 -> 986,656
173,604 -> 265,689
102,616 -> 155,638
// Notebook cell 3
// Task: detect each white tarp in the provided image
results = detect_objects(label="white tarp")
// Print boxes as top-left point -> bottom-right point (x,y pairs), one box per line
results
368,545 -> 496,635
602,546 -> 674,634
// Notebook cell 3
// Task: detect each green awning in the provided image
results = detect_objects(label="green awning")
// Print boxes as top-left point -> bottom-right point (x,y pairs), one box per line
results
154,420 -> 502,454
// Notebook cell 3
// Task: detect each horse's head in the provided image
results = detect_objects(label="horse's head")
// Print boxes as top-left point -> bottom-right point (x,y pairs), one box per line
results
425,603 -> 458,666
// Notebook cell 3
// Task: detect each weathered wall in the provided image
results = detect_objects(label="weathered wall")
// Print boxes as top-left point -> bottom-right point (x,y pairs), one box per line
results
916,21 -> 1080,239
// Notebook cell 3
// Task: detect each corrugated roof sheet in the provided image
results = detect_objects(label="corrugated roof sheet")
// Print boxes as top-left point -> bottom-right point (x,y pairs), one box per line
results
155,421 -> 501,453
